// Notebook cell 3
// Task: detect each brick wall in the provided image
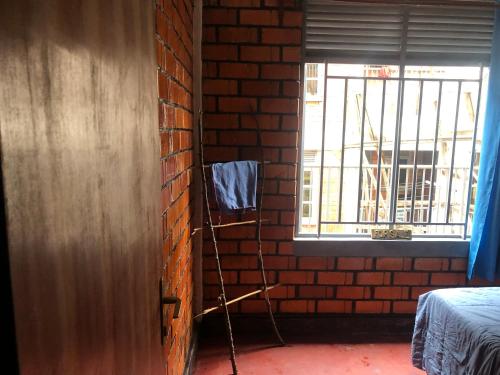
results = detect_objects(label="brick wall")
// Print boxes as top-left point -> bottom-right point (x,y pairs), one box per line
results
201,0 -> 499,317
156,1 -> 194,374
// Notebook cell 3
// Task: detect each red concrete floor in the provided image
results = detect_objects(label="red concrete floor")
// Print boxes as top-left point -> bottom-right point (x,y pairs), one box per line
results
194,340 -> 426,375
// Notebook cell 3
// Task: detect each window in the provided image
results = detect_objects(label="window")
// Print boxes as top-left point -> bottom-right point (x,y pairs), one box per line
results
298,1 -> 494,240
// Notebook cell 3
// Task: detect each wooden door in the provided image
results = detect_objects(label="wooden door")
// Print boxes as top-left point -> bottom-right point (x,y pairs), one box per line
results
0,1 -> 164,374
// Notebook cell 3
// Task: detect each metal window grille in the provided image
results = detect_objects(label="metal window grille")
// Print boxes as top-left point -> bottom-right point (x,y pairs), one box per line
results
298,63 -> 488,239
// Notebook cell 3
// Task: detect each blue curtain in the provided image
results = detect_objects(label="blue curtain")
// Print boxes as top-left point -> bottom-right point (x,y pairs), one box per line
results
468,7 -> 500,281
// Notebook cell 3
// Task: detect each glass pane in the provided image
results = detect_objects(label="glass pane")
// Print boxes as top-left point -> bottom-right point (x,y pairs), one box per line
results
303,188 -> 311,202
303,170 -> 311,185
302,204 -> 311,218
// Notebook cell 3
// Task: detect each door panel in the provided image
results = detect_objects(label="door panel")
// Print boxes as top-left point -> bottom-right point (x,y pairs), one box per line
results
0,1 -> 163,374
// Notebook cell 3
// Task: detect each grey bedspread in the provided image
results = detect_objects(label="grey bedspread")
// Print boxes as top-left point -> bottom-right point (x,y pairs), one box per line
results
412,287 -> 500,375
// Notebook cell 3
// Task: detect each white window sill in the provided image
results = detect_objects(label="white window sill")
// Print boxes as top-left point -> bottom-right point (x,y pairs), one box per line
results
293,237 -> 469,257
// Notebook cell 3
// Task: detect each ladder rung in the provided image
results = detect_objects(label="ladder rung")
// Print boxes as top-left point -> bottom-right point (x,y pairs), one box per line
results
202,160 -> 271,168
194,284 -> 281,319
191,219 -> 270,235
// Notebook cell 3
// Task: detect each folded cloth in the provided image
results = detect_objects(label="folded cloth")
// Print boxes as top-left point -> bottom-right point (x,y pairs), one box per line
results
211,160 -> 258,212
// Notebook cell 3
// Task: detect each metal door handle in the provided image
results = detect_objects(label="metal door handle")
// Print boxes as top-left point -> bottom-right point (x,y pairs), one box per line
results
159,278 -> 181,345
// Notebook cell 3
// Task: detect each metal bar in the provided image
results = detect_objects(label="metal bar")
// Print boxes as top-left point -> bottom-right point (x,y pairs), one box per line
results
445,81 -> 463,223
317,61 -> 329,237
410,80 -> 424,223
375,80 -> 387,223
463,65 -> 484,239
296,60 -> 308,236
390,80 -> 406,223
338,79 -> 349,222
326,75 -> 480,83
390,8 -> 409,224
319,220 -> 466,225
357,79 -> 368,222
427,81 -> 443,224
194,284 -> 282,319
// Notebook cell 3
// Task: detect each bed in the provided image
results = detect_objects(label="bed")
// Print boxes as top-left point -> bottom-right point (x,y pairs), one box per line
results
412,287 -> 500,375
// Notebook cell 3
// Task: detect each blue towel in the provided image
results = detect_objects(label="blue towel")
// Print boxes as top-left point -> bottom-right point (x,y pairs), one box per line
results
211,161 -> 258,212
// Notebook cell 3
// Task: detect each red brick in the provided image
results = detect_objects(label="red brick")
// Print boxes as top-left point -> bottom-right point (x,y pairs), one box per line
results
430,272 -> 466,286
219,130 -> 257,146
282,114 -> 299,130
221,255 -> 257,269
261,64 -> 300,80
414,258 -> 449,271
220,0 -> 261,6
203,26 -> 216,43
356,272 -> 390,285
240,10 -> 280,25
204,113 -> 239,129
376,257 -> 404,271
374,287 -> 409,300
298,256 -> 328,270
317,300 -> 353,313
203,9 -> 237,25
240,46 -> 280,62
203,44 -> 238,61
240,270 -> 276,284
240,240 -> 276,254
262,28 -> 301,45
240,299 -> 277,313
393,301 -> 418,314
202,62 -> 217,78
298,286 -> 330,298
260,98 -> 299,114
282,46 -> 301,62
278,242 -> 293,255
450,258 -> 467,271
279,300 -> 315,313
262,255 -> 294,269
317,272 -> 353,285
203,270 -> 238,284
203,79 -> 238,95
283,11 -> 303,26
280,211 -> 295,225
241,81 -> 280,96
282,80 -> 300,97
264,0 -> 298,6
260,225 -> 294,240
268,285 -> 295,299
337,286 -> 368,299
393,272 -> 429,285
219,62 -> 259,79
355,301 -> 391,314
219,27 -> 258,43
241,114 -> 280,130
279,180 -> 296,195
261,131 -> 297,147
279,271 -> 315,284
219,97 -> 257,113
411,287 -> 435,300
218,225 -> 256,239
337,257 -> 371,270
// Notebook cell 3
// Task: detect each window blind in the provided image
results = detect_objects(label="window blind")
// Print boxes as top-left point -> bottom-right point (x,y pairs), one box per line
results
305,0 -> 495,65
